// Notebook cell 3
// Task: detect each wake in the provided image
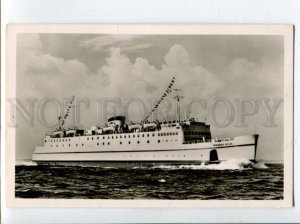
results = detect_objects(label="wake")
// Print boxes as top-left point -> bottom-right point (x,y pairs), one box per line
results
152,158 -> 268,170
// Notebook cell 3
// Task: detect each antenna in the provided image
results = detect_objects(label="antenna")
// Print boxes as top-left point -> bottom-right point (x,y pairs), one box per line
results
172,88 -> 184,122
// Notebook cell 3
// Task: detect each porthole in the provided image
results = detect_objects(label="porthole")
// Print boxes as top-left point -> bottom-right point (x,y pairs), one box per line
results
147,134 -> 149,137
108,136 -> 110,139
137,135 -> 139,137
152,133 -> 155,137
103,142 -> 105,145
137,141 -> 140,144
87,137 -> 89,140
112,136 -> 114,139
91,137 -> 93,140
108,142 -> 110,145
128,141 -> 131,144
69,144 -> 71,147
120,142 -> 122,145
45,140 -> 47,142
133,135 -> 135,138
142,134 -> 144,137
82,144 -> 84,146
97,137 -> 99,140
158,140 -> 160,143
76,144 -> 78,147
97,143 -> 99,146
147,140 -> 150,144
120,136 -> 122,138
128,135 -> 131,138
103,136 -> 105,139
116,136 -> 118,139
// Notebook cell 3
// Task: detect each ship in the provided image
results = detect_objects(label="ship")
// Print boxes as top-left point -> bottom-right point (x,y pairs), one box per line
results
32,77 -> 259,167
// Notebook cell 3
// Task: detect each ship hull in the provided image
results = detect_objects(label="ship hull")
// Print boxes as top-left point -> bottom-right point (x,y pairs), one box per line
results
32,135 -> 258,167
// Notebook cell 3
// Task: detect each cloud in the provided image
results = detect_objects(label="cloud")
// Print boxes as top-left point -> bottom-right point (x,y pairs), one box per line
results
79,35 -> 139,51
80,35 -> 152,53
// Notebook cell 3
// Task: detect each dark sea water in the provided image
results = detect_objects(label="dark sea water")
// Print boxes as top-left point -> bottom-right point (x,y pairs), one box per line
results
15,160 -> 283,200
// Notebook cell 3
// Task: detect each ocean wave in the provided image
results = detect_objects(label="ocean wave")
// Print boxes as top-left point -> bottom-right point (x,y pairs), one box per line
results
152,158 -> 268,170
16,160 -> 38,166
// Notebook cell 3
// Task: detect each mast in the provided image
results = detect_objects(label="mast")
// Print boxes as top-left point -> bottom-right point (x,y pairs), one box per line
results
172,89 -> 184,122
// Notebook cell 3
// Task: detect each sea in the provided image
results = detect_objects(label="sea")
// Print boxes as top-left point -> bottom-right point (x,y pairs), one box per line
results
15,159 -> 283,200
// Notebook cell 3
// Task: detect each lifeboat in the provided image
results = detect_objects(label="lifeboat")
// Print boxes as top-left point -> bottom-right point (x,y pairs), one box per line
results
128,124 -> 141,132
66,129 -> 76,137
102,126 -> 115,132
52,130 -> 64,138
143,122 -> 157,130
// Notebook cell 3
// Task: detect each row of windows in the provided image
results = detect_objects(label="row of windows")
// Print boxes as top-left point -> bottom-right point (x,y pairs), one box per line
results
158,132 -> 178,136
50,139 -> 179,147
46,132 -> 179,143
184,131 -> 210,135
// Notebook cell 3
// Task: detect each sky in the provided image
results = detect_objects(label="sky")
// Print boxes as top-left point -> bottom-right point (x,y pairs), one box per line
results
15,34 -> 284,160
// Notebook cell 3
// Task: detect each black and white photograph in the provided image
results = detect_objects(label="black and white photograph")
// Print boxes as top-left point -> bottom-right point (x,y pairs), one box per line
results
6,24 -> 293,207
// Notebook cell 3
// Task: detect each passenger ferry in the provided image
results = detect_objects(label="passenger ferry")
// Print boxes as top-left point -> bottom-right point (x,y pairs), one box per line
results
32,77 -> 259,167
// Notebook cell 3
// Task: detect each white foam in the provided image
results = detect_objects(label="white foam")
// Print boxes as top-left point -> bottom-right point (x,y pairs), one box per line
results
252,161 -> 268,169
158,179 -> 166,183
15,160 -> 38,166
152,158 -> 260,170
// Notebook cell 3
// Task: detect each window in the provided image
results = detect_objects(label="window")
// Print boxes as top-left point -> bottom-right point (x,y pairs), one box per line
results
82,144 -> 84,146
147,134 -> 149,137
112,136 -> 114,139
137,141 -> 140,144
158,140 -> 160,143
142,134 -> 144,137
133,135 -> 135,138
76,144 -> 78,147
152,133 -> 155,137
103,136 -> 105,139
103,142 -> 105,145
97,137 -> 99,140
69,144 -> 71,147
147,140 -> 150,143
137,135 -> 139,138
116,136 -> 118,139
45,140 -> 47,142
124,135 -> 126,138
128,135 -> 131,138
166,140 -> 168,142
87,137 -> 89,140
128,141 -> 131,144
97,143 -> 99,145
158,133 -> 160,136
56,145 -> 58,147
108,142 -> 110,145
120,142 -> 122,144
120,135 -> 122,138
91,137 -> 93,140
